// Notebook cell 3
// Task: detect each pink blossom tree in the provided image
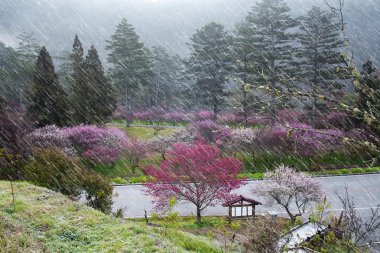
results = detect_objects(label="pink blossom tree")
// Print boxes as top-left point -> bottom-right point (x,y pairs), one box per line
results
64,126 -> 128,165
145,142 -> 244,222
254,165 -> 323,222
123,139 -> 148,174
224,128 -> 256,156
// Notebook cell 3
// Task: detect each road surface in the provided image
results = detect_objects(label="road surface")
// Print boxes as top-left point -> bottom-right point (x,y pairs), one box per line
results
113,174 -> 380,218
113,174 -> 380,244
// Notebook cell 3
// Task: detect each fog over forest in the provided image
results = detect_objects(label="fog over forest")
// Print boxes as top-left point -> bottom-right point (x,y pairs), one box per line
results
1,0 -> 379,64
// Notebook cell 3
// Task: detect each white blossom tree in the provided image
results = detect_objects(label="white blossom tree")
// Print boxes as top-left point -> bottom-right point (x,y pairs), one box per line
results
254,165 -> 323,221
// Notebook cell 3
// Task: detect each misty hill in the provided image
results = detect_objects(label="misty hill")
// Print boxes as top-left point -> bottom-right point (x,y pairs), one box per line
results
1,0 -> 379,65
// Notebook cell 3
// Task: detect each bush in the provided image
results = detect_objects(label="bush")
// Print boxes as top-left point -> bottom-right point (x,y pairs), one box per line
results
23,148 -> 83,196
326,170 -> 342,175
193,111 -> 214,122
188,120 -> 231,144
350,168 -> 364,174
112,177 -> 128,184
340,169 -> 349,174
23,148 -> 113,213
82,172 -> 113,214
129,176 -> 153,184
65,125 -> 128,165
365,167 -> 380,173
23,125 -> 75,157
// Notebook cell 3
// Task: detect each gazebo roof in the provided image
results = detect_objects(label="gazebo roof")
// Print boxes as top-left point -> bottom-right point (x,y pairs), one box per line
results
222,195 -> 262,207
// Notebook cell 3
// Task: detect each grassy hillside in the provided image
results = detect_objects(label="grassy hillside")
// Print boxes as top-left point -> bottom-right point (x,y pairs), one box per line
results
0,181 -> 220,253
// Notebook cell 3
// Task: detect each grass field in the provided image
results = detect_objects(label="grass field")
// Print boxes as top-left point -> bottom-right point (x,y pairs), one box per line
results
0,181 -> 221,253
115,126 -> 179,140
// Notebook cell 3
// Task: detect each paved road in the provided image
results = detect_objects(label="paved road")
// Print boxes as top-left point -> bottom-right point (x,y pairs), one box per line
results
113,174 -> 380,219
113,174 -> 380,245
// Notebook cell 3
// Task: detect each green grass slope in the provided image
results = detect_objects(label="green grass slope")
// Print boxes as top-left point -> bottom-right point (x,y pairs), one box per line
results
0,181 -> 220,253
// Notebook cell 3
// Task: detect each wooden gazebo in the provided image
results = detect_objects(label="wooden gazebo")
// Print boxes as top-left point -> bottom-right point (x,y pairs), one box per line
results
222,195 -> 262,223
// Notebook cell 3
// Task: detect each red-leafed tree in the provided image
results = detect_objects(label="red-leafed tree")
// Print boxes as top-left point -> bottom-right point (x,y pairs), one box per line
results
145,141 -> 244,222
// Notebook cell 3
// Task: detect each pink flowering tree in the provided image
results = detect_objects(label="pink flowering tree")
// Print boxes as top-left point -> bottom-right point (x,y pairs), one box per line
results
24,125 -> 76,157
254,165 -> 323,222
224,128 -> 256,156
187,120 -> 231,144
289,123 -> 344,158
123,139 -> 148,174
193,110 -> 215,122
64,126 -> 128,165
145,142 -> 244,222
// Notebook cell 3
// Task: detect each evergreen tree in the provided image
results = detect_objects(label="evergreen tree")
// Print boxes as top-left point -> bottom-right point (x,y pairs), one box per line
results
26,47 -> 72,127
84,45 -> 117,124
298,6 -> 346,127
242,0 -> 298,126
16,32 -> 40,62
357,58 -> 379,130
150,46 -> 178,109
233,21 -> 265,126
70,35 -> 89,124
106,18 -> 153,126
187,22 -> 232,121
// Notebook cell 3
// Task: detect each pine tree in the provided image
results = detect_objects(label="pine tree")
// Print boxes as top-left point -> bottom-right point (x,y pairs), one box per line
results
357,58 -> 380,130
298,6 -> 346,127
242,0 -> 298,126
70,35 -> 90,124
150,46 -> 177,109
233,21 -> 264,126
84,45 -> 117,124
187,22 -> 232,121
16,32 -> 40,62
26,47 -> 72,127
106,18 -> 153,126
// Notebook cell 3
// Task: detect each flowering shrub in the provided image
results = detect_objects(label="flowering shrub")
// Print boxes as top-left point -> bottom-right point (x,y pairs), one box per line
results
224,128 -> 256,155
276,109 -> 303,124
112,104 -> 127,120
247,115 -> 271,126
218,113 -> 242,125
65,126 -> 127,151
123,139 -> 148,174
24,125 -> 75,156
290,123 -> 343,158
82,146 -> 121,165
64,126 -> 128,164
163,111 -> 188,124
193,110 -> 215,122
317,111 -> 357,130
254,127 -> 291,154
187,120 -> 231,144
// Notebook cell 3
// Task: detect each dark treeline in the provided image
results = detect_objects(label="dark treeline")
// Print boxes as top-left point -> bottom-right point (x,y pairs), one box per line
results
0,0 -> 376,128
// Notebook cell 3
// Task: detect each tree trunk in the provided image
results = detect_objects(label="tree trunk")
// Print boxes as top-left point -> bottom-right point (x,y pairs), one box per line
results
283,205 -> 296,222
242,73 -> 248,128
311,93 -> 317,128
270,92 -> 276,127
196,207 -> 202,223
213,96 -> 218,122
125,85 -> 132,127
